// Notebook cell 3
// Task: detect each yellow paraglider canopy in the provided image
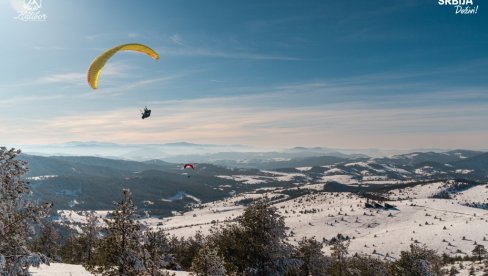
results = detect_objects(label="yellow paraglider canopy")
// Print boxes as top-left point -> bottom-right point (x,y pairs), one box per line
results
87,43 -> 159,90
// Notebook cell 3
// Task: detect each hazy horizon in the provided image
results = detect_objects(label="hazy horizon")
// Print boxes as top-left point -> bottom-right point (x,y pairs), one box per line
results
6,140 -> 486,160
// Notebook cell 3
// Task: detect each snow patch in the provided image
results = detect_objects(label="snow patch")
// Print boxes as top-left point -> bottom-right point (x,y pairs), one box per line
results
321,174 -> 358,185
455,169 -> 473,174
26,175 -> 58,181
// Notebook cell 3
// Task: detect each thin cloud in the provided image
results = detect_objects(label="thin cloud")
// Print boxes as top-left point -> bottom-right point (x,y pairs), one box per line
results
156,47 -> 303,61
32,45 -> 65,51
2,68 -> 486,148
37,62 -> 135,86
169,34 -> 185,46
3,92 -> 487,149
85,34 -> 103,41
0,94 -> 70,107
40,72 -> 85,84
82,72 -> 190,97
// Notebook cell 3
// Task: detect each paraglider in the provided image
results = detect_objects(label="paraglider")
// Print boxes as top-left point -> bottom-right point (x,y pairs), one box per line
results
87,43 -> 159,90
183,163 -> 195,178
141,106 -> 151,119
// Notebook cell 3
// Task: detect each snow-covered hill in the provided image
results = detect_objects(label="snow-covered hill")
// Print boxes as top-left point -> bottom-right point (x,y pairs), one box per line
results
53,179 -> 488,259
214,151 -> 488,190
155,181 -> 488,259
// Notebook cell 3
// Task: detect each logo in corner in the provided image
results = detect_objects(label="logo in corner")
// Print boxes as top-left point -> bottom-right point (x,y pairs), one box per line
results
438,0 -> 479,15
14,0 -> 47,22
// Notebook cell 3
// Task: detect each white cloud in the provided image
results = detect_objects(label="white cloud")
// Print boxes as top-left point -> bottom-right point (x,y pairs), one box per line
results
40,72 -> 85,84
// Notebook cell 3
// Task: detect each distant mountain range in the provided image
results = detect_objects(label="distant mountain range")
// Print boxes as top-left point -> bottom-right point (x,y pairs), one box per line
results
15,141 -> 250,160
12,141 -> 485,162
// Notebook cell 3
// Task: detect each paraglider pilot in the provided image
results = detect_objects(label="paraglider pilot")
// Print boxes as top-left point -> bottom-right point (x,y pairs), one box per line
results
141,106 -> 151,119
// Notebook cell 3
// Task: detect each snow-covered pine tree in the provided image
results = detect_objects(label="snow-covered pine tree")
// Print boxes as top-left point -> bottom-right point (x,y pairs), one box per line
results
295,237 -> 329,276
60,230 -> 83,264
142,229 -> 177,276
347,253 -> 388,276
79,211 -> 101,263
0,147 -> 50,275
86,189 -> 145,276
190,242 -> 227,276
31,220 -> 61,261
167,231 -> 205,270
330,239 -> 349,275
392,243 -> 442,275
213,199 -> 300,275
61,211 -> 100,264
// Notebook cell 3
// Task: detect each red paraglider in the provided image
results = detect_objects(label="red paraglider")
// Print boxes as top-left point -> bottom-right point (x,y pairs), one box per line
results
182,163 -> 195,178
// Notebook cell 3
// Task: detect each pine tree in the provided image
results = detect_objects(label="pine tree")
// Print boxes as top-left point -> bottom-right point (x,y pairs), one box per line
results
347,253 -> 388,276
86,189 -> 145,276
0,147 -> 51,275
60,231 -> 83,264
330,239 -> 350,276
62,212 -> 101,265
472,244 -> 487,262
142,229 -> 177,276
448,265 -> 459,275
79,211 -> 101,263
392,243 -> 442,275
191,242 -> 227,276
168,231 -> 205,270
211,199 -> 300,275
242,200 -> 300,275
31,220 -> 61,261
295,237 -> 329,276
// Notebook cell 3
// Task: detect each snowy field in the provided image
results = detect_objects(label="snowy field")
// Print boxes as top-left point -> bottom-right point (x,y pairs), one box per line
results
53,180 -> 488,261
389,181 -> 447,199
454,184 -> 488,204
216,170 -> 308,185
156,182 -> 488,258
148,192 -> 286,236
30,263 -> 92,276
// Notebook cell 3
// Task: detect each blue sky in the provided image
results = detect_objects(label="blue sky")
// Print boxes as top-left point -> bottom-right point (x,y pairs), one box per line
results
0,0 -> 487,150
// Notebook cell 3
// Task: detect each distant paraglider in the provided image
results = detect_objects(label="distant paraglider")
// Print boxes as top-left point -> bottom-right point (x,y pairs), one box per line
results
87,43 -> 159,90
141,106 -> 151,119
183,163 -> 195,178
